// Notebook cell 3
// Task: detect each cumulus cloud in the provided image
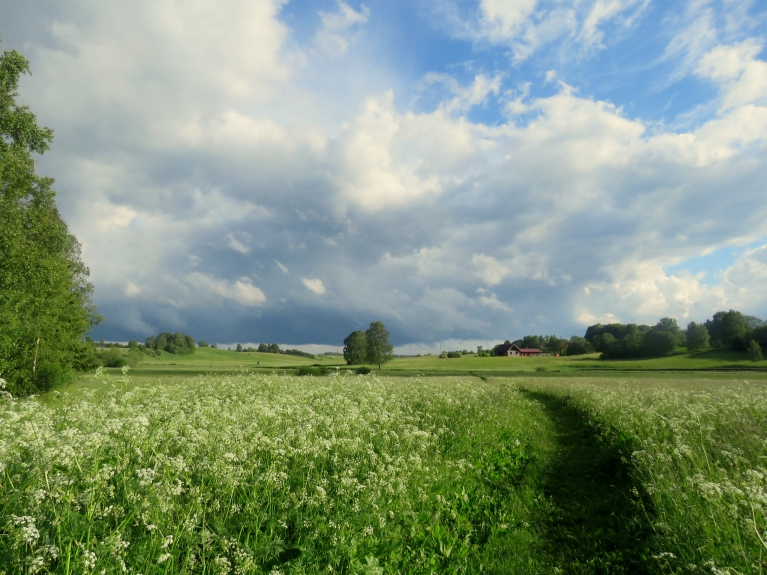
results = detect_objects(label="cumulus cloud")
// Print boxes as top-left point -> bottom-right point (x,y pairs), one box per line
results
187,273 -> 267,307
315,1 -> 370,56
3,0 -> 767,348
301,278 -> 327,295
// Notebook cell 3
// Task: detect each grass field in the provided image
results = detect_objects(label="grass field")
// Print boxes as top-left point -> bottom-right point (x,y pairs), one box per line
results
100,346 -> 767,382
3,371 -> 767,573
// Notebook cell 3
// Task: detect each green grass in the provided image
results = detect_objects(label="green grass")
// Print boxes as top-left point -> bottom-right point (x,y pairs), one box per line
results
101,347 -> 767,384
380,348 -> 767,374
4,373 -> 767,573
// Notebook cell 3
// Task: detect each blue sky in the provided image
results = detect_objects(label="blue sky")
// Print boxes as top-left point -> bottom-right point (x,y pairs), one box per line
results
2,0 -> 767,352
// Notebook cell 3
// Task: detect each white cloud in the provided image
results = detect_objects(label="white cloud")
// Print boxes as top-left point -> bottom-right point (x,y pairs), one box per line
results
125,282 -> 142,297
7,0 -> 767,345
696,39 -> 767,110
315,1 -> 370,56
226,233 -> 251,254
580,0 -> 649,49
275,260 -> 290,274
187,273 -> 267,307
472,254 -> 510,285
476,288 -> 512,311
301,277 -> 326,295
438,0 -> 649,62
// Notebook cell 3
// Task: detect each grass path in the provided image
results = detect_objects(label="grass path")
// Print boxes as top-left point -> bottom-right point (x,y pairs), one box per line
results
520,389 -> 656,574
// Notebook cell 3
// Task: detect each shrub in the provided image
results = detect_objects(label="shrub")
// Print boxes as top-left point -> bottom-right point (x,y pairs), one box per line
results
748,340 -> 763,362
355,366 -> 372,375
730,335 -> 749,352
33,363 -> 69,392
296,366 -> 329,376
447,351 -> 462,358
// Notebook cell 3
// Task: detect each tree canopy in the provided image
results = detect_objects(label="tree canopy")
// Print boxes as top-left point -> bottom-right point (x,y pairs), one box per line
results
0,45 -> 100,394
365,321 -> 393,369
343,321 -> 393,369
343,330 -> 368,365
685,322 -> 710,351
145,333 -> 196,355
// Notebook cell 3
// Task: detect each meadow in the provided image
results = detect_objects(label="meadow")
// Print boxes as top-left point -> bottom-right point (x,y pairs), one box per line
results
100,346 -> 767,382
2,371 -> 767,574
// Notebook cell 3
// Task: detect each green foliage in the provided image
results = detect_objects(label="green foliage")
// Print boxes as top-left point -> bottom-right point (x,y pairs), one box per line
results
446,351 -> 462,358
593,318 -> 681,359
705,310 -> 750,348
198,340 -> 209,348
641,329 -> 678,357
748,340 -> 763,362
585,322 -> 651,342
236,343 -> 243,352
565,336 -> 593,356
98,347 -> 129,368
591,332 -> 616,351
523,378 -> 767,575
365,321 -> 393,369
258,343 -> 268,352
33,362 -> 70,392
685,321 -> 710,351
296,366 -> 329,376
284,348 -> 315,359
145,332 -> 196,355
0,374 -> 545,573
268,343 -> 281,354
0,44 -> 100,395
355,366 -> 372,374
343,330 -> 368,365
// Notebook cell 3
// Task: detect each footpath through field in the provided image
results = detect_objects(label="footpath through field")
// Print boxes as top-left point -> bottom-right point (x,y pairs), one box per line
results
516,387 -> 656,574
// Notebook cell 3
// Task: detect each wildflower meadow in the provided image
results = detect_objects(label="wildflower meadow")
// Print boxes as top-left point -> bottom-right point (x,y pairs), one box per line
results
2,372 -> 767,573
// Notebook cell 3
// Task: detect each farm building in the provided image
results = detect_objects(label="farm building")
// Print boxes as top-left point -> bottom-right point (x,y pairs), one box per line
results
495,343 -> 543,357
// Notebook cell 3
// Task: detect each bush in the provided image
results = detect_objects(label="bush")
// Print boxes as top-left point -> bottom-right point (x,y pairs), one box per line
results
730,335 -> 749,352
296,366 -> 329,376
355,366 -> 372,375
33,363 -> 69,392
447,351 -> 461,358
748,340 -> 763,362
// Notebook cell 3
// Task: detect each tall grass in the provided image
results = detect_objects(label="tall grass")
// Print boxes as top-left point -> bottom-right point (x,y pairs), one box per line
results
0,372 -> 547,574
524,378 -> 767,574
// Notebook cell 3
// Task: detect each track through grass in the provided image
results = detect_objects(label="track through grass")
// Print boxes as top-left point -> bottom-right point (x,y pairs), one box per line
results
521,389 -> 655,574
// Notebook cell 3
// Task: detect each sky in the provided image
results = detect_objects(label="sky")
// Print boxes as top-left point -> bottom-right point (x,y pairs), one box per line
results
2,0 -> 767,353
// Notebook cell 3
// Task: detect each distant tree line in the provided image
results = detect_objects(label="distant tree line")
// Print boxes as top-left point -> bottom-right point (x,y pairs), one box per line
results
145,332 -> 196,356
231,343 -> 316,359
584,310 -> 765,360
494,310 -> 765,362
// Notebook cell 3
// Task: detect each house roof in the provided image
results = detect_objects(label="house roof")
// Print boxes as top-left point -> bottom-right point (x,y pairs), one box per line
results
495,343 -> 543,354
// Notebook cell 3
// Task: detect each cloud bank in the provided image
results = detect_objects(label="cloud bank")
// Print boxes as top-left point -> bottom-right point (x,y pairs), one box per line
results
2,0 -> 766,347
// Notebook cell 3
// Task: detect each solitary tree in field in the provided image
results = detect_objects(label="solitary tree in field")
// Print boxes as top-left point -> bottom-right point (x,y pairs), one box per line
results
365,321 -> 393,370
0,44 -> 100,394
343,330 -> 368,365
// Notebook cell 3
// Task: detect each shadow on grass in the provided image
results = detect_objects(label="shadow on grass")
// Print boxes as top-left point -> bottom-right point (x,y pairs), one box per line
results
522,390 -> 656,574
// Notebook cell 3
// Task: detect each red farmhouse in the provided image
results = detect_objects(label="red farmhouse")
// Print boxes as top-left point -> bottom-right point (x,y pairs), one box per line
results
495,343 -> 543,357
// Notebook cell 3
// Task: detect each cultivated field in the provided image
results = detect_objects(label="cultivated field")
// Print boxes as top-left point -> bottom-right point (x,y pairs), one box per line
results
2,373 -> 767,573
